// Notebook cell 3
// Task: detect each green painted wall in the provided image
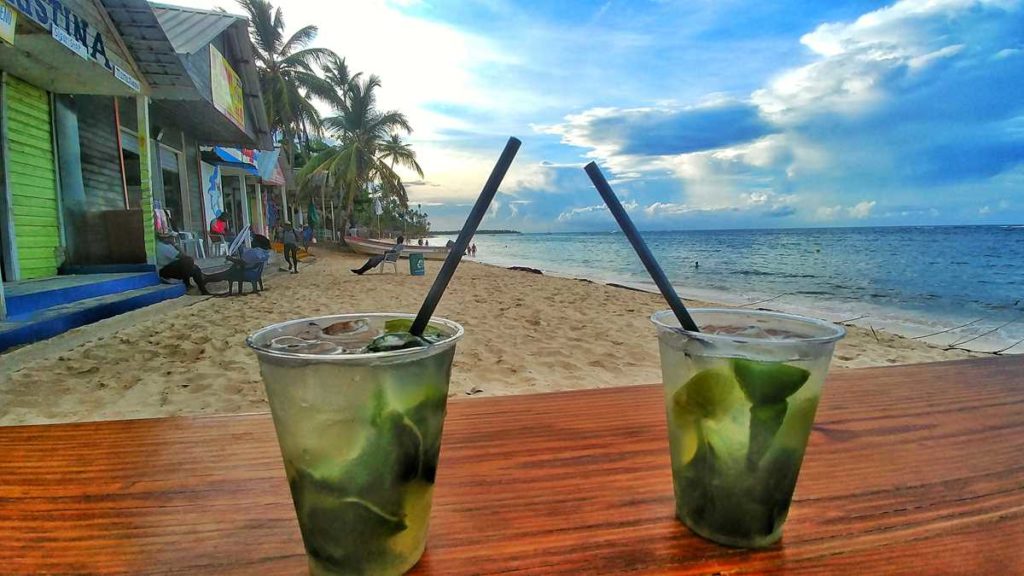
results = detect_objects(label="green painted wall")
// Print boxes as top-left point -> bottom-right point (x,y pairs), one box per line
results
5,76 -> 60,280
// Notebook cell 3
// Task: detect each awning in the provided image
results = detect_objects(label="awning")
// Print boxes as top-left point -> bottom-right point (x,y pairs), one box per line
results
255,149 -> 281,181
206,146 -> 258,175
203,146 -> 286,184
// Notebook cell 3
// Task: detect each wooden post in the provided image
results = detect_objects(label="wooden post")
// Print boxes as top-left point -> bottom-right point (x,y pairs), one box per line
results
136,95 -> 156,265
330,199 -> 336,243
280,184 -> 289,224
0,72 -> 18,293
254,180 -> 264,236
238,174 -> 250,247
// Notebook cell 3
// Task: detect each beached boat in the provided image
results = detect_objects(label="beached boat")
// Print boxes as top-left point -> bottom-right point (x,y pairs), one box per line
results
345,236 -> 451,260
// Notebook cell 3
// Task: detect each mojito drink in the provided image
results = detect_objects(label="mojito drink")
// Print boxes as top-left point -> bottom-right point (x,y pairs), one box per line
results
248,314 -> 463,575
653,309 -> 844,548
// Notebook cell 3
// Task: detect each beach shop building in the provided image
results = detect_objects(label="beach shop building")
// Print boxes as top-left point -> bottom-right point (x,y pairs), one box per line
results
0,0 -> 270,350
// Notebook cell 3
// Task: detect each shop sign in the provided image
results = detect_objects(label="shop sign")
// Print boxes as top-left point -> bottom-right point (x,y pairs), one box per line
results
114,64 -> 140,92
210,45 -> 246,130
51,20 -> 87,59
11,0 -> 114,71
0,0 -> 16,45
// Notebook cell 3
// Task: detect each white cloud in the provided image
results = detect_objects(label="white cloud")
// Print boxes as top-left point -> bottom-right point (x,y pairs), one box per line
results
816,200 -> 877,220
541,0 -> 1023,225
816,205 -> 844,220
556,200 -> 637,222
979,205 -> 992,215
849,200 -> 877,218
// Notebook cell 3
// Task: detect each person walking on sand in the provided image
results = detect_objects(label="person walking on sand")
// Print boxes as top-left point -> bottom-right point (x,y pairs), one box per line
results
281,222 -> 300,274
351,236 -> 405,275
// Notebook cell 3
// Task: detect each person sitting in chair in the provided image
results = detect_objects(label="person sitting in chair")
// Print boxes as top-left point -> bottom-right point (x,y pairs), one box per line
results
205,235 -> 272,284
351,236 -> 405,275
209,212 -> 235,244
157,234 -> 210,294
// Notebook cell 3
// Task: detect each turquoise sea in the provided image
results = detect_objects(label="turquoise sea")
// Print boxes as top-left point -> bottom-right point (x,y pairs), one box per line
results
430,226 -> 1024,354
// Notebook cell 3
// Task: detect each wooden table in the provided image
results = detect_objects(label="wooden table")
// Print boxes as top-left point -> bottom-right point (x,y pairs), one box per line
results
2,356 -> 1022,574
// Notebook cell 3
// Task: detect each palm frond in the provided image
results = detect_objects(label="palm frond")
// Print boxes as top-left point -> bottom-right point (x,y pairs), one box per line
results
280,25 -> 318,56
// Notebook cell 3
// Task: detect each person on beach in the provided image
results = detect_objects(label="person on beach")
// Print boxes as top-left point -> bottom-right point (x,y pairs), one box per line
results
281,222 -> 300,274
205,235 -> 273,284
471,243 -> 477,256
156,234 -> 210,294
209,212 -> 234,243
302,225 -> 314,255
351,236 -> 405,275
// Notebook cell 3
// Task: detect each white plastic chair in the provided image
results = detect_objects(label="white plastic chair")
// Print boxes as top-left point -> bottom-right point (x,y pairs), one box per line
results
177,232 -> 205,259
377,250 -> 400,274
209,236 -> 228,257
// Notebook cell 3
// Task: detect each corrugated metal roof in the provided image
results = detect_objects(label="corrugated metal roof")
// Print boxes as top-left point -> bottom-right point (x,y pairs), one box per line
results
101,0 -> 194,95
150,2 -> 244,55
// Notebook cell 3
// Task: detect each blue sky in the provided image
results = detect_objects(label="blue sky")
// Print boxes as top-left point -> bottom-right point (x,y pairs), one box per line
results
171,0 -> 1023,231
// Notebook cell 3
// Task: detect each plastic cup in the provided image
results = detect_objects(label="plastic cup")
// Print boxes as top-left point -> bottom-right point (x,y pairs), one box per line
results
652,308 -> 845,548
248,313 -> 464,575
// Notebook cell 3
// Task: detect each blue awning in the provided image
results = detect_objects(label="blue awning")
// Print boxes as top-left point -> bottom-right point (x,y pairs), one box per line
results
211,147 -> 259,175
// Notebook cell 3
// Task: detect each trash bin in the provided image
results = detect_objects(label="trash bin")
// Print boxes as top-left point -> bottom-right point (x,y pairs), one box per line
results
409,253 -> 426,276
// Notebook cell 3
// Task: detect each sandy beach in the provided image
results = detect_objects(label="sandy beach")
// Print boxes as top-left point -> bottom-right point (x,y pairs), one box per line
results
0,250 -> 981,426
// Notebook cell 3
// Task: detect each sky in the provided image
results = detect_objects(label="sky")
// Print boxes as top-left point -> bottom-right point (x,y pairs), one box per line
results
165,0 -> 1023,231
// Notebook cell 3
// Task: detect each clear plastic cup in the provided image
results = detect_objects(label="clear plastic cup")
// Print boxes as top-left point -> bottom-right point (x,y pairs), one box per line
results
248,313 -> 464,575
652,308 -> 845,548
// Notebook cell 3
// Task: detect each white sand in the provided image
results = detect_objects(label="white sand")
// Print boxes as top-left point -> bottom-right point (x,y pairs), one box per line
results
0,250 -> 981,426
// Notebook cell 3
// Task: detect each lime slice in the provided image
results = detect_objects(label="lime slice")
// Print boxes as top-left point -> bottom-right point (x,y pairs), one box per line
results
747,401 -> 788,470
672,368 -> 740,419
384,319 -> 444,340
732,359 -> 810,405
670,407 -> 701,465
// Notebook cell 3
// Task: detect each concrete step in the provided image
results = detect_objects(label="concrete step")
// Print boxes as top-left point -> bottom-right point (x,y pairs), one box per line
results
0,283 -> 186,352
4,273 -> 160,319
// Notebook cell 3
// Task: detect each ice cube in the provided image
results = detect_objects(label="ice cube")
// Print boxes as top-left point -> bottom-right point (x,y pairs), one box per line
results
367,332 -> 429,352
268,336 -> 340,355
323,319 -> 368,336
734,324 -> 772,339
319,318 -> 381,350
292,322 -> 324,341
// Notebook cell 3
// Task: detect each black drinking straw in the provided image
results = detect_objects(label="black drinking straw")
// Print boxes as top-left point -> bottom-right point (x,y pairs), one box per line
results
584,162 -> 700,332
410,137 -> 522,336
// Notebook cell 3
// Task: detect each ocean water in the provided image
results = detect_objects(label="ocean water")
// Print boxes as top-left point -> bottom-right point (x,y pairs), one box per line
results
429,226 -> 1024,353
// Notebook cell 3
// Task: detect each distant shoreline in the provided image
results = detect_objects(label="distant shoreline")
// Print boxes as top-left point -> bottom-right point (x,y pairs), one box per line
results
428,229 -> 521,235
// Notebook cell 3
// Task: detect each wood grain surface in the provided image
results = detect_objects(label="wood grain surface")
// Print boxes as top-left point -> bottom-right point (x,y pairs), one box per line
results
1,356 -> 1022,574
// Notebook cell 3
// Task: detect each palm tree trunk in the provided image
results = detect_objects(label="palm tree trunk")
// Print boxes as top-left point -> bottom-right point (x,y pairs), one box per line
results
340,182 -> 355,240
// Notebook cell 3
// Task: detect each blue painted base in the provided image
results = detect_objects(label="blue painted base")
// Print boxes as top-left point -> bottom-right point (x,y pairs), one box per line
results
60,264 -> 156,275
5,273 -> 160,319
0,283 -> 186,352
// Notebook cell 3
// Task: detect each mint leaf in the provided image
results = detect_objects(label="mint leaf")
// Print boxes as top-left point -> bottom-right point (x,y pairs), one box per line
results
404,388 -> 448,483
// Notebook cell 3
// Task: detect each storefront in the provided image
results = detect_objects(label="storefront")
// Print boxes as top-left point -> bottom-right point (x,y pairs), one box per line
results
106,1 -> 271,253
0,0 -> 269,321
0,0 -> 149,291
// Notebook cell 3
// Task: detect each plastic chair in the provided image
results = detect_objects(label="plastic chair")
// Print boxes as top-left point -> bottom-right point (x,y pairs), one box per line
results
377,251 -> 400,274
209,235 -> 228,257
228,262 -> 265,295
177,232 -> 205,259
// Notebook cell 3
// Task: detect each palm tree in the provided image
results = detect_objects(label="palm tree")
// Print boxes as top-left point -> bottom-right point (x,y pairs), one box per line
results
297,75 -> 424,237
379,133 -> 418,171
322,53 -> 360,107
237,0 -> 338,161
